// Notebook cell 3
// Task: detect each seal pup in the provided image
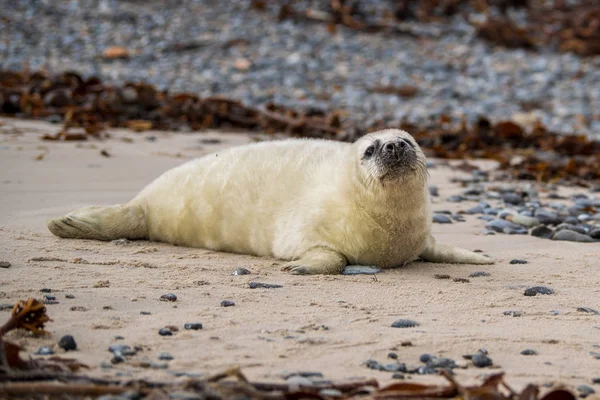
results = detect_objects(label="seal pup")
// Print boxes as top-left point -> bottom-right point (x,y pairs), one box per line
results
47,129 -> 493,274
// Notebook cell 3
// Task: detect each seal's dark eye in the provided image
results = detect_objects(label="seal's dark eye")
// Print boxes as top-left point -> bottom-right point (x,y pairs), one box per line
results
364,146 -> 375,158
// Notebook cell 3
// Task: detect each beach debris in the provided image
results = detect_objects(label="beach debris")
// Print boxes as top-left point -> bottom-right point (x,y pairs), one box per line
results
510,259 -> 528,264
469,271 -> 490,277
471,353 -> 493,368
504,311 -> 522,317
248,282 -> 282,289
342,266 -> 381,275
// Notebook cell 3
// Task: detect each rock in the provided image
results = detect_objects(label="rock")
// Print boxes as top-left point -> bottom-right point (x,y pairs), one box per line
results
591,352 -> 600,360
433,214 -> 453,224
503,311 -> 522,317
40,288 -> 52,293
531,225 -> 554,239
58,335 -> 77,351
577,385 -> 595,398
451,214 -> 465,222
388,352 -> 398,359
502,193 -> 523,205
465,205 -> 485,214
520,349 -> 537,355
534,209 -> 563,225
184,323 -> 203,330
169,391 -> 205,400
232,268 -> 251,275
36,346 -> 54,355
419,353 -> 433,363
151,362 -> 169,369
319,389 -> 343,397
65,294 -> 75,299
577,307 -> 599,315
590,229 -> 600,239
342,266 -> 381,275
158,328 -> 173,336
0,261 -> 10,268
391,319 -> 419,328
159,293 -> 177,302
158,352 -> 173,360
286,375 -> 314,387
485,219 -> 527,234
556,223 -> 589,235
552,230 -> 594,243
111,355 -> 126,364
472,353 -> 493,368
108,344 -> 137,356
592,377 -> 600,384
447,195 -> 465,203
140,311 -> 151,315
43,295 -> 56,301
507,214 -> 540,228
434,274 -> 451,279
469,271 -> 490,277
429,185 -> 439,197
427,357 -> 456,369
392,373 -> 405,379
221,300 -> 235,307
248,282 -> 282,289
509,259 -> 528,264
524,286 -> 554,296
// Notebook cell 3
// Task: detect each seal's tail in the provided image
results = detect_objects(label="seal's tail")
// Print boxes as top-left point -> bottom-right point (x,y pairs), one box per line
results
419,236 -> 494,265
47,204 -> 147,241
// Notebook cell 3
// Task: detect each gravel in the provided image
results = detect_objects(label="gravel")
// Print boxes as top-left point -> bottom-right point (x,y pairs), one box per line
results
2,0 -> 599,139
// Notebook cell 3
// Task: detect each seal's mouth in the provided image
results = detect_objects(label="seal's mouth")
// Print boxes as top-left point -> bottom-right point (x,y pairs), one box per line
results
361,137 -> 427,186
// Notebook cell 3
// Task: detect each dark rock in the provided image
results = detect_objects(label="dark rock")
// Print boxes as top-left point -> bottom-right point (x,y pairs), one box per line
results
471,353 -> 493,368
469,271 -> 490,277
140,311 -> 151,315
36,346 -> 54,355
65,294 -> 75,299
43,295 -> 56,301
503,310 -> 522,317
524,286 -> 554,296
577,385 -> 595,398
433,214 -> 452,224
556,223 -> 589,235
221,300 -> 235,307
391,319 -> 419,328
0,261 -> 10,268
419,353 -> 433,363
502,193 -> 523,205
111,355 -> 126,364
417,366 -> 437,374
232,268 -> 251,275
342,266 -> 381,275
592,377 -> 600,384
434,274 -> 451,279
108,344 -> 136,356
40,288 -> 52,293
158,328 -> 173,336
447,195 -> 465,203
0,304 -> 14,311
284,371 -> 324,379
451,214 -> 465,222
453,277 -> 470,283
531,225 -> 554,239
552,230 -> 594,243
509,259 -> 528,264
58,335 -> 77,351
158,352 -> 174,360
577,307 -> 600,315
465,205 -> 485,215
184,323 -> 203,330
248,282 -> 282,289
427,357 -> 456,369
160,293 -> 177,302
590,229 -> 600,239
520,349 -> 537,355
534,209 -> 563,225
429,185 -> 439,197
388,352 -> 398,359
392,373 -> 405,379
485,219 -> 527,234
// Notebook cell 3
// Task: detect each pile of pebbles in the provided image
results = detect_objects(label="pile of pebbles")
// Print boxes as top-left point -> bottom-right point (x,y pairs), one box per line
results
431,170 -> 600,243
2,0 -> 600,138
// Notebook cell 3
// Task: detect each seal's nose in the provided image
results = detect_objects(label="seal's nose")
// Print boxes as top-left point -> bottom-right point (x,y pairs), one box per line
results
383,139 -> 408,158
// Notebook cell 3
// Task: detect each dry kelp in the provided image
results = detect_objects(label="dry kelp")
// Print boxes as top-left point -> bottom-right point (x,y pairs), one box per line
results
1,69 -> 599,185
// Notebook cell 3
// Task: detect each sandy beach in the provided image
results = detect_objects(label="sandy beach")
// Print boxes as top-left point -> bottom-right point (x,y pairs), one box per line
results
1,117 -> 599,394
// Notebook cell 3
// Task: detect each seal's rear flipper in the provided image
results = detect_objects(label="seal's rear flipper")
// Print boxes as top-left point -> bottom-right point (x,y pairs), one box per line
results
47,204 -> 147,241
419,236 -> 494,265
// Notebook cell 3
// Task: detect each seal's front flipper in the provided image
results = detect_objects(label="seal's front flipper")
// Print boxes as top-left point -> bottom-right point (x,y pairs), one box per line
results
282,247 -> 347,275
47,204 -> 147,241
419,236 -> 494,265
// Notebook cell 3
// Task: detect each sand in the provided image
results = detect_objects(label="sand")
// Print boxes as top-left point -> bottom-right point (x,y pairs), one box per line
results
0,117 -> 599,394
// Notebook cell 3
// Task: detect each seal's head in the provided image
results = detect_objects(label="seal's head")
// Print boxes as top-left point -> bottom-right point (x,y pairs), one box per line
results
355,129 -> 428,187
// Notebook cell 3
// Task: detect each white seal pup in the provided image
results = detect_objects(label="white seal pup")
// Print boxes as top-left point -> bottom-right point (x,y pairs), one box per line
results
47,129 -> 493,274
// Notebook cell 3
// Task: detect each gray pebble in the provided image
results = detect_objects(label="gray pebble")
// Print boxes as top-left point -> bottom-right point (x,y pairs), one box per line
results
184,323 -> 203,330
391,319 -> 419,328
0,261 -> 11,268
531,225 -> 554,239
534,209 -> 563,225
392,373 -> 405,379
158,328 -> 173,336
433,214 -> 453,224
65,294 -> 75,299
342,266 -> 381,275
248,282 -> 282,289
159,293 -> 177,302
524,286 -> 554,296
58,335 -> 77,351
503,311 -> 522,317
556,223 -> 589,235
592,377 -> 600,384
429,186 -> 439,197
419,353 -> 433,363
552,230 -> 595,243
158,352 -> 173,360
232,267 -> 251,275
590,229 -> 600,239
169,391 -> 205,400
509,259 -> 528,264
319,389 -> 343,397
151,362 -> 169,369
472,353 -> 493,368
221,300 -> 235,307
520,349 -> 537,355
469,271 -> 490,277
577,385 -> 595,398
509,214 -> 540,228
36,346 -> 54,355
485,219 -> 527,234
388,352 -> 398,359
447,195 -> 465,203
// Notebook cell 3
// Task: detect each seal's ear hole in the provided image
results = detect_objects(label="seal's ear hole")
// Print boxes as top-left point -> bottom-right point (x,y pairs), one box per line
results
364,146 -> 375,158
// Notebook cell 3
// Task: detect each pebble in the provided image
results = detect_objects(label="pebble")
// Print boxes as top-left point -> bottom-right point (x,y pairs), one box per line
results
556,223 -> 589,235
232,267 -> 251,275
552,230 -> 595,242
36,346 -> 54,355
419,354 -> 433,363
471,353 -> 493,368
503,311 -> 522,317
429,186 -> 439,197
286,375 -> 314,387
159,293 -> 177,302
58,335 -> 77,351
111,355 -> 126,364
43,294 -> 56,301
65,294 -> 75,299
432,214 -> 453,224
577,385 -> 595,398
221,300 -> 235,307
427,357 -> 456,369
40,288 -> 52,293
485,219 -> 527,234
140,311 -> 151,315
248,282 -> 282,289
469,271 -> 490,277
577,307 -> 600,315
0,304 -> 13,311
592,377 -> 600,384
392,373 -> 405,379
524,286 -> 554,296
391,319 -> 419,328
342,266 -> 381,275
284,371 -> 324,379
0,261 -> 10,268
184,323 -> 203,330
108,344 -> 136,356
509,259 -> 528,264
388,352 -> 398,359
434,274 -> 451,279
534,209 -> 563,225
158,352 -> 174,360
531,225 -> 554,239
520,349 -> 537,355
158,328 -> 173,336
319,389 -> 343,397
507,214 -> 540,228
447,195 -> 465,203
590,229 -> 600,239
502,193 -> 523,205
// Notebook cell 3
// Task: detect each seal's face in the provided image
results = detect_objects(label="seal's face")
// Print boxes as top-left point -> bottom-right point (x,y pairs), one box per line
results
356,129 -> 428,187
